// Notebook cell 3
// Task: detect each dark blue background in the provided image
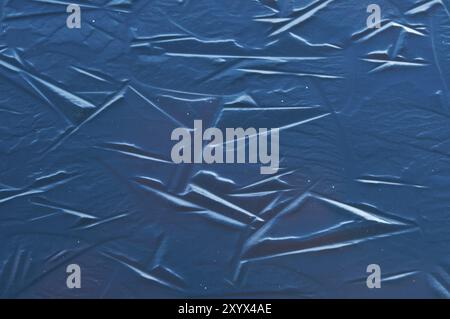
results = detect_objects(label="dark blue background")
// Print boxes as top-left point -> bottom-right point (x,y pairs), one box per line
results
0,0 -> 449,298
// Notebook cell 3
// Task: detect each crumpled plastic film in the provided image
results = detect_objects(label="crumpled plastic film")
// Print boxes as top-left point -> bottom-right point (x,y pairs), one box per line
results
0,0 -> 449,298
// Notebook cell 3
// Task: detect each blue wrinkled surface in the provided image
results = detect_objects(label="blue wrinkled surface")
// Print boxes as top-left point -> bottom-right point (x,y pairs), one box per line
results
0,0 -> 450,298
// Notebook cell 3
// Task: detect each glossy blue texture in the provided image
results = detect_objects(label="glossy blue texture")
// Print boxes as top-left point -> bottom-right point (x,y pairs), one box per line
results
0,0 -> 449,298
